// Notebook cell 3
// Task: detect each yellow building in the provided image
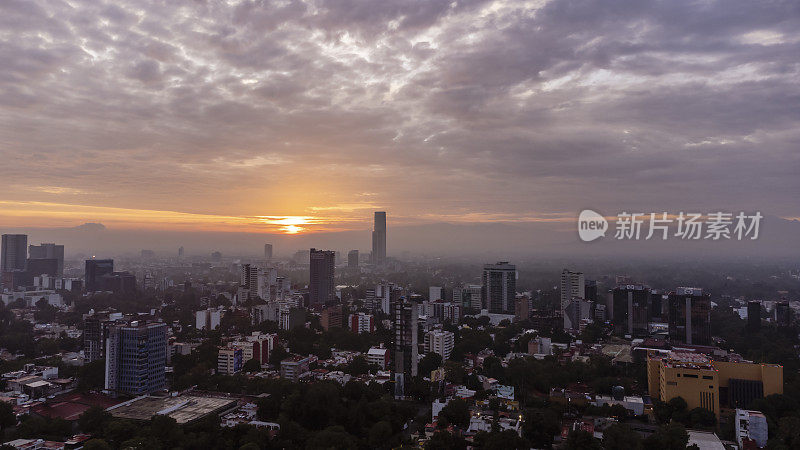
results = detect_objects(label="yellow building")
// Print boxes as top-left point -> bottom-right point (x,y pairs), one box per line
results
647,351 -> 783,418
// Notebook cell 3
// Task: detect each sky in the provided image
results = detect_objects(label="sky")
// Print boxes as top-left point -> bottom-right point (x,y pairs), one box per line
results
1,0 -> 799,240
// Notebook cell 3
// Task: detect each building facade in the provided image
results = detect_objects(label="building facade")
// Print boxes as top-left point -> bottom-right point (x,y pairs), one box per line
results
104,321 -> 167,397
309,248 -> 335,306
371,211 -> 387,263
483,262 -> 516,314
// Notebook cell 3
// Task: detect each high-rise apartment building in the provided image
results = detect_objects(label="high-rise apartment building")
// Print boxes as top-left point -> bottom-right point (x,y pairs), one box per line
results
774,300 -> 791,327
1,234 -> 27,273
104,321 -> 167,397
425,329 -> 455,361
393,295 -> 419,398
371,211 -> 387,263
347,250 -> 359,268
309,248 -> 335,306
668,287 -> 711,345
28,243 -> 64,276
560,270 -> 585,327
350,312 -> 375,334
482,262 -> 516,314
85,259 -> 114,292
240,263 -> 259,298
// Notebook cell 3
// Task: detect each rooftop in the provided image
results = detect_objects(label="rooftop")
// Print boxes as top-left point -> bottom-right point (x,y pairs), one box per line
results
108,395 -> 238,424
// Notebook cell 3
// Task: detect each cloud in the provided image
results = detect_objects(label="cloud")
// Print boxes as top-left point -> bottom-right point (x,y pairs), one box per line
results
0,0 -> 798,235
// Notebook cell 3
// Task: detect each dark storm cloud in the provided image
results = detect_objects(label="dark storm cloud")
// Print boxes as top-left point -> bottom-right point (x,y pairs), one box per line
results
0,0 -> 798,222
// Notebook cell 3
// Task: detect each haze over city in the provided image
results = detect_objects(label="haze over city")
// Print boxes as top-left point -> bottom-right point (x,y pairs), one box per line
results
2,0 -> 799,258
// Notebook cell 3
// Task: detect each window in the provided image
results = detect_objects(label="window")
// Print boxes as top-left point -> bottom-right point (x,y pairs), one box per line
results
702,375 -> 713,380
683,374 -> 698,378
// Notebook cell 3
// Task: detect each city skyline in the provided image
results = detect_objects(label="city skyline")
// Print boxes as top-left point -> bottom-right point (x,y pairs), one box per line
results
1,0 -> 798,237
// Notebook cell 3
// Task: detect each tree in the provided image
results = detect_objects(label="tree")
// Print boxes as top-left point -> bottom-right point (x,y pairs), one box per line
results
304,426 -> 358,449
78,406 -> 111,433
368,420 -> 393,449
419,352 -> 443,376
269,345 -> 289,366
688,407 -> 716,428
81,439 -> 112,450
439,398 -> 470,429
0,401 -> 15,430
344,355 -> 370,376
242,358 -> 261,372
602,424 -> 641,450
643,423 -> 689,450
565,429 -> 601,450
475,430 -> 530,449
427,431 -> 467,450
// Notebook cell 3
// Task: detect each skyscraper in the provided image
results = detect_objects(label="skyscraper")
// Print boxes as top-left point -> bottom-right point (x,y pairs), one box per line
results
309,248 -> 335,306
668,287 -> 711,345
482,262 -> 516,314
85,259 -> 114,292
393,295 -> 419,398
104,321 -> 167,397
371,211 -> 387,263
560,269 -> 585,327
178,246 -> 184,258
347,250 -> 359,268
611,284 -> 651,336
1,234 -> 27,272
264,243 -> 273,261
28,243 -> 64,276
747,301 -> 761,331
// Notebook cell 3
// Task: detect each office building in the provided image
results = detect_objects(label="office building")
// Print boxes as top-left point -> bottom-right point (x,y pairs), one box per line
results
347,250 -> 359,269
774,300 -> 791,327
454,284 -> 483,312
584,280 -> 597,303
264,243 -> 273,261
560,269 -> 585,327
747,301 -> 761,331
196,308 -> 223,331
309,248 -> 335,306
321,304 -> 344,331
611,284 -> 651,336
178,246 -> 184,258
425,330 -> 454,361
735,409 -> 768,449
99,272 -> 137,294
647,351 -> 783,418
25,258 -> 58,279
218,347 -> 243,375
280,355 -> 310,381
393,295 -> 419,398
482,262 -> 516,314
564,298 -> 594,332
28,243 -> 64,276
350,312 -> 374,334
668,287 -> 711,345
429,286 -> 442,301
104,321 -> 167,397
1,234 -> 27,273
372,211 -> 387,263
85,259 -> 114,292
